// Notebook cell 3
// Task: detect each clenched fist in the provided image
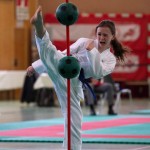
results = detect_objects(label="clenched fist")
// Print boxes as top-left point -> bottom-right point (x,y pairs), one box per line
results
85,39 -> 95,51
26,66 -> 36,77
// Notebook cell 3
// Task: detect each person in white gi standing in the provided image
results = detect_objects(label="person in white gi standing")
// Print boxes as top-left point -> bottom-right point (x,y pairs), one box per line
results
28,6 -> 130,150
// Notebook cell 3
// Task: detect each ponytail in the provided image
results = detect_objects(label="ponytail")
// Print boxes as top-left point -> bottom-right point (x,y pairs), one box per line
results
111,38 -> 131,62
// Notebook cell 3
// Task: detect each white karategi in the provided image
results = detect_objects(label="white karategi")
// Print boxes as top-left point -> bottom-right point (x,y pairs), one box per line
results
33,30 -> 116,150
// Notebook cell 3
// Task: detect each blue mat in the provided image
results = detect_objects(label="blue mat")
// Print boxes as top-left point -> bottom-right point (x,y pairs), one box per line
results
0,115 -> 150,144
130,109 -> 150,115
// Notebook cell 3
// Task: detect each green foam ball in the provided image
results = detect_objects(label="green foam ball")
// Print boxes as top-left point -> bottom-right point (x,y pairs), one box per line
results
58,56 -> 81,79
56,2 -> 79,26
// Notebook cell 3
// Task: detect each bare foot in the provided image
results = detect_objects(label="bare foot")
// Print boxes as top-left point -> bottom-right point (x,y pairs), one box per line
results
30,6 -> 46,38
30,6 -> 43,25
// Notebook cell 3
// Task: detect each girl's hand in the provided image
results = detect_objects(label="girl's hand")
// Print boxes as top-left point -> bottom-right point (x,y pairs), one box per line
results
26,66 -> 36,77
85,40 -> 95,51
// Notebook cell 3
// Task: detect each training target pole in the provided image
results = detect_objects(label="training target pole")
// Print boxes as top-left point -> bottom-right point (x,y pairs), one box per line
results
66,0 -> 71,150
66,25 -> 71,150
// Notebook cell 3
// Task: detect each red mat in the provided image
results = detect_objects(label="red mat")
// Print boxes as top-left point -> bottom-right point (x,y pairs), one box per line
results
0,115 -> 150,144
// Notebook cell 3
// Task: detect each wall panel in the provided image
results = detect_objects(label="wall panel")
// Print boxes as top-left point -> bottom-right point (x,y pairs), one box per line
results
39,0 -> 150,14
0,0 -> 15,69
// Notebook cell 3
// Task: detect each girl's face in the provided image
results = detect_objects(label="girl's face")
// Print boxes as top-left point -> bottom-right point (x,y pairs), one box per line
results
96,26 -> 115,51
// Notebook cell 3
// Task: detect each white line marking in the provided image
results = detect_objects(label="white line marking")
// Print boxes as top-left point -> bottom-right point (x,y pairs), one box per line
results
128,145 -> 150,150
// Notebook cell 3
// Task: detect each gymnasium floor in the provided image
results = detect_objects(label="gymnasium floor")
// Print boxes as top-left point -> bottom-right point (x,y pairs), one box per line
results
0,98 -> 150,150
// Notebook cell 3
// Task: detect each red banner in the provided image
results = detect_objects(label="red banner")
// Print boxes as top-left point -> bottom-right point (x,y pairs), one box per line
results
44,13 -> 149,81
112,50 -> 148,81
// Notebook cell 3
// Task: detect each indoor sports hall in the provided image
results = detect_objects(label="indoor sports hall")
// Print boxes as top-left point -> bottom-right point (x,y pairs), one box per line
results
0,0 -> 150,150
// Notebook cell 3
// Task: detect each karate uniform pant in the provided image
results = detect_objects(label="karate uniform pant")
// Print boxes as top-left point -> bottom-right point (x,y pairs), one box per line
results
43,52 -> 84,150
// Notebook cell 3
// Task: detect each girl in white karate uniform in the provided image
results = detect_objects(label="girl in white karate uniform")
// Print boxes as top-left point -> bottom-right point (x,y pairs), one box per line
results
28,6 -> 130,150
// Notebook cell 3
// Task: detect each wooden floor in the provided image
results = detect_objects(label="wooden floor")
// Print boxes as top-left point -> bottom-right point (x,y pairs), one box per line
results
0,98 -> 150,150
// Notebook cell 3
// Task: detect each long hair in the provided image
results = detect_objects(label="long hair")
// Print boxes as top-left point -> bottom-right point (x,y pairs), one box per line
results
95,20 -> 131,62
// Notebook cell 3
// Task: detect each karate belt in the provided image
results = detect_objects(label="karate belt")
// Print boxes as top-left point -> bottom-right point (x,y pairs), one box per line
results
78,68 -> 96,100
